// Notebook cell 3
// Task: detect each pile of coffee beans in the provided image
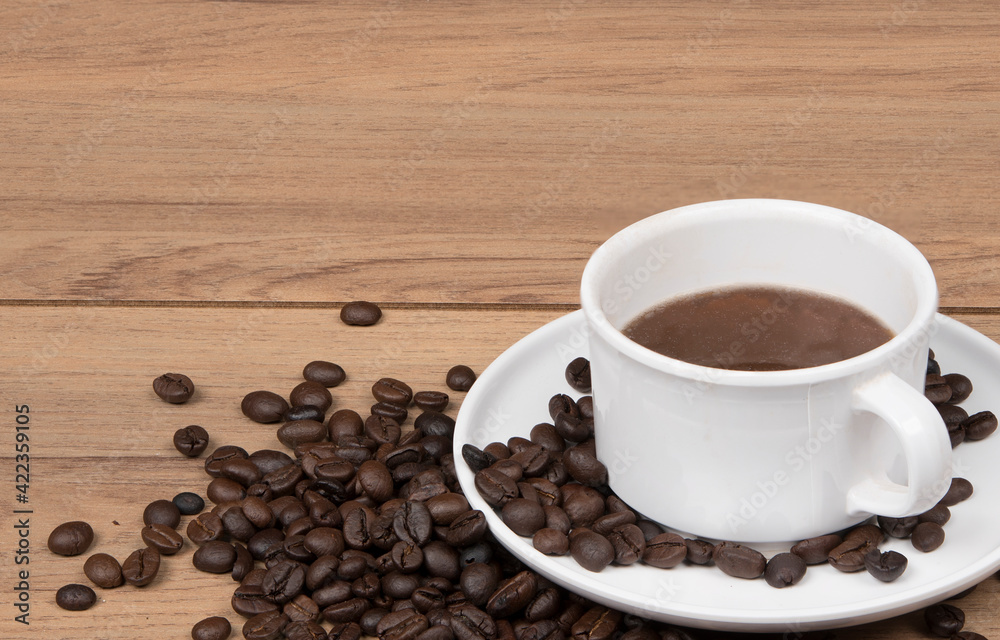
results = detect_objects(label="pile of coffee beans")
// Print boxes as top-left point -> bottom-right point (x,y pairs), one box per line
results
466,351 -> 992,589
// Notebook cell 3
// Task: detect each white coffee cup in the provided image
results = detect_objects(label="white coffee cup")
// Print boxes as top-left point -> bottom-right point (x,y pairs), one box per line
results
580,199 -> 952,542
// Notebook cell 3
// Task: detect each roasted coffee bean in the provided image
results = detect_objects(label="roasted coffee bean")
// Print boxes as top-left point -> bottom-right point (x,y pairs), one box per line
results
122,547 -> 160,586
919,504 -> 952,526
191,616 -> 232,640
305,555 -> 340,591
528,423 -> 564,454
474,469 -> 517,507
233,583 -> 280,618
304,527 -> 345,558
394,500 -> 433,546
877,515 -> 919,539
355,460 -> 393,503
414,391 -> 450,412
205,445 -> 250,478
304,360 -> 346,388
291,381 -> 334,413
924,603 -> 965,637
641,533 -> 687,568
219,507 -> 255,542
426,493 -> 470,526
713,542 -> 766,579
244,610 -> 290,640
938,403 -> 969,427
422,541 -> 460,581
243,391 -> 291,424
562,448 -> 607,487
328,409 -> 365,442
764,552 -> 806,588
790,533 -> 843,565
343,505 -> 375,550
285,404 -> 328,424
446,510 -> 488,547
565,357 -> 591,393
415,411 -> 456,438
209,477 -> 248,504
366,414 -> 402,446
189,512 -> 225,545
683,539 -> 715,565
927,356 -> 941,375
47,521 -> 94,556
562,486 -> 605,528
948,421 -> 966,448
373,402 -> 409,423
962,411 -> 998,441
392,541 -> 424,573
828,538 -> 876,573
193,540 -> 237,573
446,365 -> 477,392
232,542 -> 254,582
329,622 -> 363,640
417,625 -> 455,640
489,459 -> 523,484
313,579 -> 354,608
154,372 -> 195,403
531,527 -> 569,556
571,606 -> 622,640
912,522 -> 946,552
554,412 -> 589,443
263,560 -> 307,604
864,548 -> 907,582
372,377 -> 413,406
412,585 -> 445,613
940,477 -> 974,507
361,607 -> 390,635
264,465 -> 306,498
173,491 -> 205,515
520,478 -> 561,507
926,374 -> 953,404
543,506 -> 572,534
378,610 -> 430,640
522,588 -> 561,623
449,604 -> 497,640
279,420 -> 329,449
460,563 -> 498,607
141,523 -> 184,555
383,571 -> 421,599
242,496 -> 276,529
222,457 -> 264,487
486,570 -> 537,618
570,530 -> 614,573
55,583 -> 97,611
576,396 -> 594,420
944,373 -> 973,404
607,524 -> 645,565
483,442 -> 510,460
174,424 -> 210,457
341,301 -> 382,326
501,499 -> 546,537
84,553 -> 123,589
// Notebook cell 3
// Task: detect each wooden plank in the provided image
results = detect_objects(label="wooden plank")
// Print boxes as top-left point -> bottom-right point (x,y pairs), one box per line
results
2,306 -> 1000,638
2,1 -> 999,305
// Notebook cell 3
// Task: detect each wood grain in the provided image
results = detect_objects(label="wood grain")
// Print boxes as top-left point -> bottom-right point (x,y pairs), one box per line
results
2,1 -> 999,305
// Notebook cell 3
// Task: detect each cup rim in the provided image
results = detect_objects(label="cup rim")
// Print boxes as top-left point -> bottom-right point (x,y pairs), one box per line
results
580,198 -> 939,386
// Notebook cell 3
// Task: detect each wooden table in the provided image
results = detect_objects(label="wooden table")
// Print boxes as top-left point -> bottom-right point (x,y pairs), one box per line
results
2,1 -> 998,638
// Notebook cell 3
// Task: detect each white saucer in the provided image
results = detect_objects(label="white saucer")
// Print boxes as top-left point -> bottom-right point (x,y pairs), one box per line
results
453,311 -> 1000,632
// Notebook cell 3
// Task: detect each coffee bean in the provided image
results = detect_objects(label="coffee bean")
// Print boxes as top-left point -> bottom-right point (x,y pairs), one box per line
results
949,421 -> 966,448
532,528 -> 569,556
222,457 -> 265,487
291,381 -> 334,413
449,604 -> 497,640
474,469 -> 517,508
641,533 -> 687,569
192,616 -> 232,640
365,414 -> 402,447
55,583 -> 97,611
141,523 -> 184,555
394,500 -> 433,546
607,524 -> 645,565
927,356 -> 941,375
962,411 -> 998,441
373,402 -> 409,423
47,521 -> 94,556
713,542 -> 766,579
173,491 -> 205,515
244,610 -> 290,640
877,515 -> 919,539
84,553 -> 123,589
283,594 -> 321,624
864,548 -> 907,582
415,411 -> 456,438
528,423 -> 564,454
232,542 -> 254,582
188,512 -> 225,545
446,510 -> 488,547
938,403 -> 969,427
329,622 -> 363,640
912,522 -> 945,552
208,477 -> 247,504
501,499 -> 546,537
328,409 -> 365,442
154,372 -> 194,403
174,424 -> 210,457
233,583 -> 280,618
285,405 -> 327,424
243,391 -> 291,424
279,420 -> 329,449
486,570 -> 537,618
378,610 -> 430,640
341,301 -> 382,326
414,391 -> 449,412
554,412 -> 589,443
303,360 -> 347,387
193,540 -> 237,573
371,377 -> 413,406
563,447 -> 607,487
205,445 -> 249,478
446,365 -> 476,392
122,547 -> 160,586
425,493 -> 469,527
460,563 -> 499,607
940,477 -> 974,507
570,530 -> 614,572
764,552 -> 806,588
828,537 -> 876,573
919,504 -> 952,526
221,507 -> 257,542
678,538 -> 713,566
926,374 -> 953,404
924,603 -> 965,637
263,560 -> 307,604
561,486 -> 605,528
382,571 -> 420,600
571,606 -> 622,640
565,357 -> 591,393
944,373 -> 973,404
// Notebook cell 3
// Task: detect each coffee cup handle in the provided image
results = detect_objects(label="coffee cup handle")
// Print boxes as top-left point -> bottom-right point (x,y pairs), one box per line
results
845,371 -> 952,517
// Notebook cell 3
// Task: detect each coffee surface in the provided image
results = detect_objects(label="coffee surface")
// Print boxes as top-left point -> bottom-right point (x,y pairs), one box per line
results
622,285 -> 894,371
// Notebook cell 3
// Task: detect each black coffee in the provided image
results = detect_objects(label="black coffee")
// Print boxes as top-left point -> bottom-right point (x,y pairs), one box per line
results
622,285 -> 894,371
